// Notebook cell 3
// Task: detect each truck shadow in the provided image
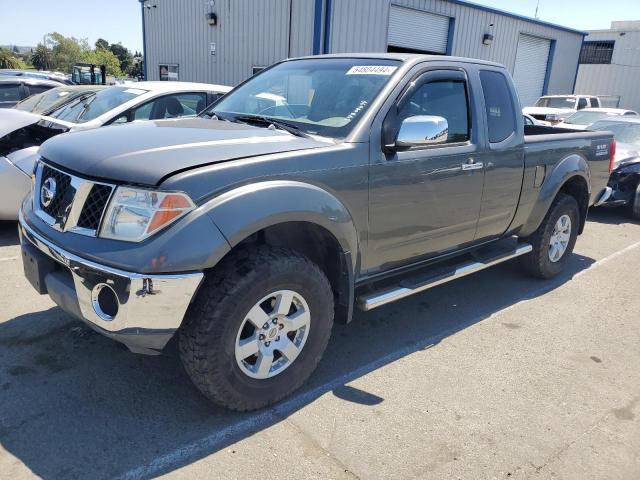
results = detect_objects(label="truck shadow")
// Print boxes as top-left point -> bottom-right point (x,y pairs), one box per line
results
0,252 -> 595,479
0,221 -> 19,247
588,207 -> 638,225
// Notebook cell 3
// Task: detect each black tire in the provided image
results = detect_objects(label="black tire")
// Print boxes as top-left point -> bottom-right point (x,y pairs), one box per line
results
631,182 -> 640,220
179,245 -> 334,411
519,193 -> 580,279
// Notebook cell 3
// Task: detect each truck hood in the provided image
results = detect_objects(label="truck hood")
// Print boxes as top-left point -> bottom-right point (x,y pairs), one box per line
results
39,118 -> 331,185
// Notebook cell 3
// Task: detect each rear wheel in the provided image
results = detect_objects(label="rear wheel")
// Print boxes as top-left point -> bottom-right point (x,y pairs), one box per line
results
519,193 -> 580,279
179,246 -> 334,411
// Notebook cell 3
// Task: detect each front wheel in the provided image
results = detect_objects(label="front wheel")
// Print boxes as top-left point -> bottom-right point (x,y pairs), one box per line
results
179,246 -> 334,411
519,193 -> 580,279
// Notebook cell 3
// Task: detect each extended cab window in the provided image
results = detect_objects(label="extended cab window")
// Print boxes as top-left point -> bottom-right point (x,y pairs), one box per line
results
398,80 -> 470,143
479,70 -> 516,143
578,98 -> 588,110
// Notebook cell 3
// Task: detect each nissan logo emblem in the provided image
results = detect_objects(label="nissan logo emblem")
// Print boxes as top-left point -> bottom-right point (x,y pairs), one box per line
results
40,177 -> 57,208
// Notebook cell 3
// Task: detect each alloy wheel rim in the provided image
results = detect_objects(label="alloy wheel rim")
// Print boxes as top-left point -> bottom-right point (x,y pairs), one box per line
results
234,289 -> 311,379
548,214 -> 571,263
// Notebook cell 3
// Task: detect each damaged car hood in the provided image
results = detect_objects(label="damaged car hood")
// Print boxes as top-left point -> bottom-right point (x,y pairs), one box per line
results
39,117 -> 331,185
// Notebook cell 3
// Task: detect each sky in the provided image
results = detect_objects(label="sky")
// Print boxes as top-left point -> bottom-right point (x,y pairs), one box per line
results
0,0 -> 639,54
0,0 -> 144,52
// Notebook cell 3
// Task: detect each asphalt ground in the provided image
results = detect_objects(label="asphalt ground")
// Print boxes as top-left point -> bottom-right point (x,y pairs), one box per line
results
0,207 -> 638,479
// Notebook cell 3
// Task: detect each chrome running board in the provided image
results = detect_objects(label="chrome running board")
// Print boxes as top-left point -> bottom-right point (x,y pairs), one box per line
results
357,243 -> 533,311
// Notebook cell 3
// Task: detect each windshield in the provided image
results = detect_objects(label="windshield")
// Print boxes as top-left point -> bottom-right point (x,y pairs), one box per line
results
535,96 -> 576,109
49,86 -> 147,124
15,87 -> 96,114
591,121 -> 640,145
563,111 -> 614,125
207,58 -> 401,138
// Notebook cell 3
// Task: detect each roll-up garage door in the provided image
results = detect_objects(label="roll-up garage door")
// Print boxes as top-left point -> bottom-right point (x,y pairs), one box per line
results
388,6 -> 450,54
512,34 -> 551,107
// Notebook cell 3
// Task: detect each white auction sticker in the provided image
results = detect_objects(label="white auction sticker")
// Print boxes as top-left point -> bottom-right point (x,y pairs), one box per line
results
346,65 -> 398,75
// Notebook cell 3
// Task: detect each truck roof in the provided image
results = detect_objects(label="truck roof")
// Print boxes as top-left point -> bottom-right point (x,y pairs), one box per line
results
293,53 -> 504,68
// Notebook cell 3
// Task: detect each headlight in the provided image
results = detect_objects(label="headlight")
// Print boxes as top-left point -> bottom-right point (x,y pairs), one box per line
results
100,187 -> 195,242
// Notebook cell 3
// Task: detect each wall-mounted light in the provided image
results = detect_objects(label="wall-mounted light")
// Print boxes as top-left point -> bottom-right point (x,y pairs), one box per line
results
482,33 -> 494,46
207,12 -> 217,25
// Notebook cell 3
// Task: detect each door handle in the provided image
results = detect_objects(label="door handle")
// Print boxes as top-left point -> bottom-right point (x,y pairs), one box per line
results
461,158 -> 484,171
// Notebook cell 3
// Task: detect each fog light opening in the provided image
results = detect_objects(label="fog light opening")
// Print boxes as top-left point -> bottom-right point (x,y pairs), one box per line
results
91,283 -> 119,320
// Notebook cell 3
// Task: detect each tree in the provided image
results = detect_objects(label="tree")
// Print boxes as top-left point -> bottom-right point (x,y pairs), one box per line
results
109,43 -> 133,75
128,54 -> 144,79
31,43 -> 52,70
0,48 -> 26,69
81,48 -> 123,77
44,32 -> 89,73
95,38 -> 109,51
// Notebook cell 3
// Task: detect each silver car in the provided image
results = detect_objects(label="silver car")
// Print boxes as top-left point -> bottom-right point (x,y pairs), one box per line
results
0,81 -> 231,220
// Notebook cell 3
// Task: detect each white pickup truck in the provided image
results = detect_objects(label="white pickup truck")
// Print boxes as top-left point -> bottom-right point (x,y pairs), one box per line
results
523,94 -> 601,124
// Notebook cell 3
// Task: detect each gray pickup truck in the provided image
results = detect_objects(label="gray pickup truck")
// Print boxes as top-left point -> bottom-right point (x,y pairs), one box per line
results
19,54 -> 613,411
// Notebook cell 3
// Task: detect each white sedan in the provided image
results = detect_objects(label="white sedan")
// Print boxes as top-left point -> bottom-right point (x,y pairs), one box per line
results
555,108 -> 638,130
0,81 -> 232,220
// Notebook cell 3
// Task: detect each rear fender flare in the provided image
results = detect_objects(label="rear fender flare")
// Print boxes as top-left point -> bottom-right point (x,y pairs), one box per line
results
520,154 -> 590,237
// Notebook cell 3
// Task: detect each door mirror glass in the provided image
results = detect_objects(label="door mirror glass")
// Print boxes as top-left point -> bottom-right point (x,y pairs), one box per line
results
395,115 -> 448,147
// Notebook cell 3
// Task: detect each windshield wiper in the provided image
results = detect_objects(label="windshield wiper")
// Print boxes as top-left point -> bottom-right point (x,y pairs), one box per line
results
231,114 -> 312,138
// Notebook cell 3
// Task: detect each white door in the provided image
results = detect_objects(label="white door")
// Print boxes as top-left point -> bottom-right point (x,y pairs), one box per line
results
388,6 -> 450,54
512,34 -> 551,107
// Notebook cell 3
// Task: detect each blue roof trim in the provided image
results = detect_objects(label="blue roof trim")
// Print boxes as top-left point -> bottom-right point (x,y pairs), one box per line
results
444,0 -> 587,36
542,39 -> 556,95
312,0 -> 323,55
446,17 -> 455,55
323,0 -> 333,54
139,0 -> 147,80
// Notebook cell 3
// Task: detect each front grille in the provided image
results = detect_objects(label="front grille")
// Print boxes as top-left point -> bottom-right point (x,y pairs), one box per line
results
40,164 -> 73,222
77,184 -> 112,230
35,160 -> 115,236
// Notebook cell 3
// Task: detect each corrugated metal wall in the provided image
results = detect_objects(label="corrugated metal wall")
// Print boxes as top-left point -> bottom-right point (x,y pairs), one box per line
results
144,0 -> 583,97
575,29 -> 640,111
144,0 -> 315,85
327,0 -> 583,99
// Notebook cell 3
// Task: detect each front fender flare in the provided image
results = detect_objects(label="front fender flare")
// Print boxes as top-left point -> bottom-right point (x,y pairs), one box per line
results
201,180 -> 359,271
520,154 -> 590,237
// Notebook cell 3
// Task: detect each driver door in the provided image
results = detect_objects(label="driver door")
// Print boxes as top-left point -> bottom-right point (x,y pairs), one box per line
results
367,69 -> 484,273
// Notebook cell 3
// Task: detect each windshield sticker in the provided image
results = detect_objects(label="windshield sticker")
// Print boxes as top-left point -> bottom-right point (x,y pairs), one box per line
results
346,66 -> 397,76
123,88 -> 146,95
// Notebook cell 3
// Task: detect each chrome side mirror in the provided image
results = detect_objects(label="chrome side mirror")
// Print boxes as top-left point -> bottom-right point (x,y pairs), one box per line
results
395,115 -> 448,148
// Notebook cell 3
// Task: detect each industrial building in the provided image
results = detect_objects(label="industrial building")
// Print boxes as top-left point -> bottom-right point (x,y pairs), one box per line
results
574,21 -> 640,112
140,0 -> 586,106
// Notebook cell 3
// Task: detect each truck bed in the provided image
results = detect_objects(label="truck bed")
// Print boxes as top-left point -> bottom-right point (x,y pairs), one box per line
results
524,124 -> 613,205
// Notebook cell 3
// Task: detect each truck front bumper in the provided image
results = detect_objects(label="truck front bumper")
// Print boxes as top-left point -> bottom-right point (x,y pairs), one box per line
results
19,211 -> 204,354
